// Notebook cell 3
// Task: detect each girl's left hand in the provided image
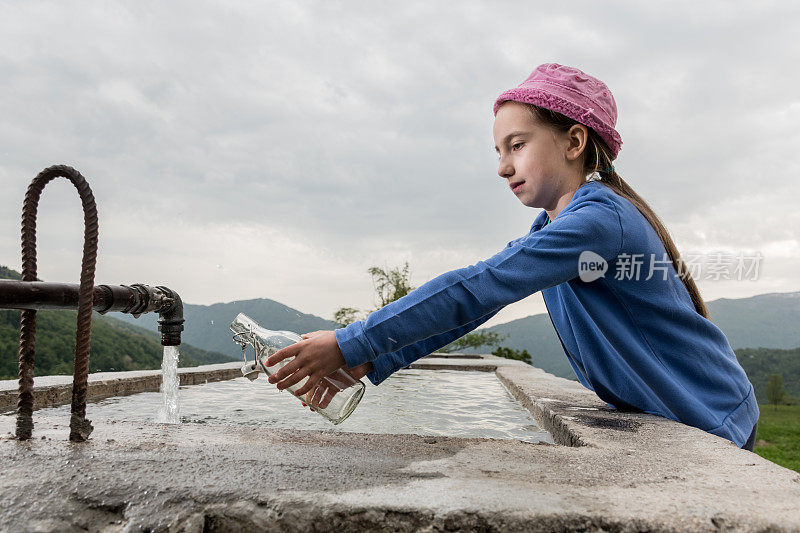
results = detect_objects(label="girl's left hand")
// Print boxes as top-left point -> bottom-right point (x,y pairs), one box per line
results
265,331 -> 347,397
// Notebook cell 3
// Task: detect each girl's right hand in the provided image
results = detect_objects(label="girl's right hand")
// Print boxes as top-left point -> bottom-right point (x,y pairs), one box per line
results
299,330 -> 374,380
297,333 -> 372,410
300,362 -> 373,409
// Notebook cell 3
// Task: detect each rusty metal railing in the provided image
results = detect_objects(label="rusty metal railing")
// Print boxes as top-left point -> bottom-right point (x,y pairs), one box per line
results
16,165 -> 99,441
5,165 -> 185,442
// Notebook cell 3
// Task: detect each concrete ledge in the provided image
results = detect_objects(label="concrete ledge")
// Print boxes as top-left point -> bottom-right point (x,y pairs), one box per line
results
0,362 -> 241,414
2,355 -> 800,531
421,352 -> 484,359
1,417 -> 798,531
496,365 -> 595,447
410,352 -> 529,373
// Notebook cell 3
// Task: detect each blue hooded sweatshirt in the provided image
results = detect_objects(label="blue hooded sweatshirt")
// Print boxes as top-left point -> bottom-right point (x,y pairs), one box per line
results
334,180 -> 759,447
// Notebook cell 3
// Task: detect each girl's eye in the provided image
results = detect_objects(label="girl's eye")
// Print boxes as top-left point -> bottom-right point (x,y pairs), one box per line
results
497,143 -> 523,159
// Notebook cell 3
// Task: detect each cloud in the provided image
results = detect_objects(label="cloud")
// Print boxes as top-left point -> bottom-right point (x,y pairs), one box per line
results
0,1 -> 797,327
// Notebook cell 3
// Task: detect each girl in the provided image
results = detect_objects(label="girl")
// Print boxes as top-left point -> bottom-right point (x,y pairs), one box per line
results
265,63 -> 760,451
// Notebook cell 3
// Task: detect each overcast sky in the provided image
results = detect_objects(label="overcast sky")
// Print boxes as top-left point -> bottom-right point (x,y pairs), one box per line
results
1,1 -> 798,329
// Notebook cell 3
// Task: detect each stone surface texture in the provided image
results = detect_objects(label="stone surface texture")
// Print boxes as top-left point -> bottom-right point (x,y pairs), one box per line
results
1,354 -> 798,532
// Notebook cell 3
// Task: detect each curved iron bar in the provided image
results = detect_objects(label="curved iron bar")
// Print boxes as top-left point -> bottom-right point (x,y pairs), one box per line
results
17,165 -> 98,442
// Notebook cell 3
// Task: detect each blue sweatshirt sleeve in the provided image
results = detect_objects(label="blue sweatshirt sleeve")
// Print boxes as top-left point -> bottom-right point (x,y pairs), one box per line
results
365,308 -> 501,385
335,192 -> 623,369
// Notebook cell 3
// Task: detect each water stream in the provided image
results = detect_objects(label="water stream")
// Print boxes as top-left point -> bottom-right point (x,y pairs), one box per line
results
156,345 -> 181,423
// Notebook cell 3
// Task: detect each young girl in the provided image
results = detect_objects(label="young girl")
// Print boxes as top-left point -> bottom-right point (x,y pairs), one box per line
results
265,63 -> 760,451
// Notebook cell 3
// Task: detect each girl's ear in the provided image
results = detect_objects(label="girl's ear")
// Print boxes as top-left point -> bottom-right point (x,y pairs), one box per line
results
565,124 -> 588,162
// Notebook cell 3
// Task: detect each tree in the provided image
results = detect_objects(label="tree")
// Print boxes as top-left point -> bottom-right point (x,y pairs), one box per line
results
766,373 -> 787,411
367,262 -> 415,307
333,262 -> 416,327
491,346 -> 532,365
333,307 -> 362,328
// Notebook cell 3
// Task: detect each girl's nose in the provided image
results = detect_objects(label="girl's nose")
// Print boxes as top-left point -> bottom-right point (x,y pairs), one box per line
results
498,156 -> 514,179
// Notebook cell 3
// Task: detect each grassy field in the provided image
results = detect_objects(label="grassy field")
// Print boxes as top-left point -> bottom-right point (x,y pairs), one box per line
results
753,404 -> 800,473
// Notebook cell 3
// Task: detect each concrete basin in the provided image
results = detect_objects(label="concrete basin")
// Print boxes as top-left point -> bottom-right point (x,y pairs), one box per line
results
1,354 -> 798,531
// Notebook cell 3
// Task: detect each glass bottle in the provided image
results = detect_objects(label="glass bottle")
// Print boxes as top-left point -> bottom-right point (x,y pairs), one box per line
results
230,312 -> 365,425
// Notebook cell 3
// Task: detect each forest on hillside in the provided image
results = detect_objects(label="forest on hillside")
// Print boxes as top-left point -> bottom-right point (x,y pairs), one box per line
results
0,309 -> 206,379
736,346 -> 800,403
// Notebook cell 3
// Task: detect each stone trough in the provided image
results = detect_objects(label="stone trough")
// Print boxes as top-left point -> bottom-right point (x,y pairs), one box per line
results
1,354 -> 798,532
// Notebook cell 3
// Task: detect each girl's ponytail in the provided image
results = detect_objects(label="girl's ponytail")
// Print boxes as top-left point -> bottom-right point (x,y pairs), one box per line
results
525,104 -> 710,319
595,167 -> 710,319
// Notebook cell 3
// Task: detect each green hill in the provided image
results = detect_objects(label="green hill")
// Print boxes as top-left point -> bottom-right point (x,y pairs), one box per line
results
0,266 -> 233,380
114,298 -> 341,361
707,292 -> 800,350
0,266 -> 22,281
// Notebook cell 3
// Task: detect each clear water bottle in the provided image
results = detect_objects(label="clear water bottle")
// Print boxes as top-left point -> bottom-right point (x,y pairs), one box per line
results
230,313 -> 365,425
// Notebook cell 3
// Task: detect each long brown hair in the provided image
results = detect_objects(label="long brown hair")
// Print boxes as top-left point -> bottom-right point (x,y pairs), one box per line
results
522,103 -> 710,318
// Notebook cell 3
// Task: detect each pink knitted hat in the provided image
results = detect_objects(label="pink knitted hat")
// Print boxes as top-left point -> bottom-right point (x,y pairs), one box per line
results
493,63 -> 623,159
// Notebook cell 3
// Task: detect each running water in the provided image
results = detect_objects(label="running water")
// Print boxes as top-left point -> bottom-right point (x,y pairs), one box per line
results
156,345 -> 181,423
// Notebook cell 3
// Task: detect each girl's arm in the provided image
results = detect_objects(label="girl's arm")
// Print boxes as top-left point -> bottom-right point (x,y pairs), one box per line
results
365,308 -> 501,385
338,232 -> 530,380
335,195 -> 622,370
264,310 -> 502,395
297,307 -> 499,386
266,191 -> 622,396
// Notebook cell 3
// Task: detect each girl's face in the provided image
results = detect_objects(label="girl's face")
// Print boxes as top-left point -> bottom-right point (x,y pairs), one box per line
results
493,101 -> 583,211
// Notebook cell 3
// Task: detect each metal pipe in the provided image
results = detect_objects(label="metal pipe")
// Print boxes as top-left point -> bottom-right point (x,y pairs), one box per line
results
155,285 -> 184,347
0,280 -> 184,343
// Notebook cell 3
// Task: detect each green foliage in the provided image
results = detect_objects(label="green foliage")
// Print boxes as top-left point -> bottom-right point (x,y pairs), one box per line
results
766,374 -> 787,411
754,404 -> 800,474
333,307 -> 361,328
368,262 -> 415,308
439,330 -> 505,353
491,346 -> 532,365
334,262 -> 416,327
0,266 -> 22,280
736,347 -> 800,403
